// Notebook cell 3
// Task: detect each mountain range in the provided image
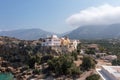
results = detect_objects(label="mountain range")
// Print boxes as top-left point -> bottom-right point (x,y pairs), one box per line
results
0,24 -> 120,40
66,24 -> 120,39
0,29 -> 54,40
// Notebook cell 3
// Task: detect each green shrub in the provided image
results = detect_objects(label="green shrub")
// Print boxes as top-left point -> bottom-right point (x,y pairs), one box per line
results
81,56 -> 96,71
86,74 -> 100,80
112,59 -> 120,66
71,51 -> 78,60
33,69 -> 41,75
47,54 -> 80,76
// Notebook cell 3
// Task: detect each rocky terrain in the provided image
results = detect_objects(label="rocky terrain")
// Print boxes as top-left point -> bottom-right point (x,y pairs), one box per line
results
0,36 -> 75,79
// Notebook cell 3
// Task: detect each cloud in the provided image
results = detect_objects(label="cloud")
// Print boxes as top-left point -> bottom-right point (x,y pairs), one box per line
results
66,4 -> 120,27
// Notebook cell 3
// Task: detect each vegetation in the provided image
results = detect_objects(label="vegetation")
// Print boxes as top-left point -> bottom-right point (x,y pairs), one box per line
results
112,59 -> 120,66
85,49 -> 95,55
77,43 -> 81,53
81,56 -> 96,71
47,54 -> 80,76
71,51 -> 78,60
81,39 -> 120,55
33,69 -> 41,75
2,36 -> 120,79
27,54 -> 41,68
27,56 -> 36,68
41,54 -> 54,63
86,74 -> 100,80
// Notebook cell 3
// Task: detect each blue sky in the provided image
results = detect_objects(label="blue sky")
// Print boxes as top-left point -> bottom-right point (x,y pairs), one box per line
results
0,0 -> 120,33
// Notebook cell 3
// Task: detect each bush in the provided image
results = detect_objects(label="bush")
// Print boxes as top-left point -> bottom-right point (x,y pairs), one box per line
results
27,54 -> 41,68
77,43 -> 81,53
47,54 -> 80,76
28,56 -> 36,68
86,74 -> 100,80
96,54 -> 100,58
41,54 -> 54,63
81,56 -> 96,71
71,51 -> 78,60
33,69 -> 41,75
112,59 -> 120,66
70,64 -> 80,75
85,49 -> 95,55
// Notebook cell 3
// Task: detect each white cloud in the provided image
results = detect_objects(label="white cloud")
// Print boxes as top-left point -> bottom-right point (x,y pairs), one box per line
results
66,4 -> 120,27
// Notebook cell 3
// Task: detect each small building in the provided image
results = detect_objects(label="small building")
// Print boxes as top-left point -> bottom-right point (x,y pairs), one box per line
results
70,40 -> 78,49
41,35 -> 80,51
41,35 -> 61,46
87,44 -> 99,51
80,49 -> 85,54
100,66 -> 120,80
61,37 -> 70,47
103,55 -> 117,61
95,53 -> 106,58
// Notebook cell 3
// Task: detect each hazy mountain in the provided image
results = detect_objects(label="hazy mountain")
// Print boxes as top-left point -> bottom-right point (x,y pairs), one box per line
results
101,24 -> 120,38
66,24 -> 120,39
0,29 -> 54,40
59,31 -> 72,37
1,24 -> 120,40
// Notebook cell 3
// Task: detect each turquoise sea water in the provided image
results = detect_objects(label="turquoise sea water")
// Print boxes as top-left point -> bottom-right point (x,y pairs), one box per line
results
0,73 -> 14,80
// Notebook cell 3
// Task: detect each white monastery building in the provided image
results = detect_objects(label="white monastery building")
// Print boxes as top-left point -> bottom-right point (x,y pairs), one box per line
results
41,35 -> 61,46
41,35 -> 79,50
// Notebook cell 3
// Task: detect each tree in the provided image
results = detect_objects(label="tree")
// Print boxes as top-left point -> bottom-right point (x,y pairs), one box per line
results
41,54 -> 54,64
86,74 -> 100,80
99,46 -> 105,53
112,59 -> 120,66
71,51 -> 78,60
33,69 -> 41,75
69,64 -> 80,75
28,56 -> 36,68
47,54 -> 80,75
77,43 -> 81,53
27,54 -> 41,68
81,56 -> 96,71
85,49 -> 95,55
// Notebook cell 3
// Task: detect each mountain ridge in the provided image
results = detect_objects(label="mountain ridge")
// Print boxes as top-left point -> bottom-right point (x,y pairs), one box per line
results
1,24 -> 120,40
0,28 -> 55,40
66,24 -> 120,39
